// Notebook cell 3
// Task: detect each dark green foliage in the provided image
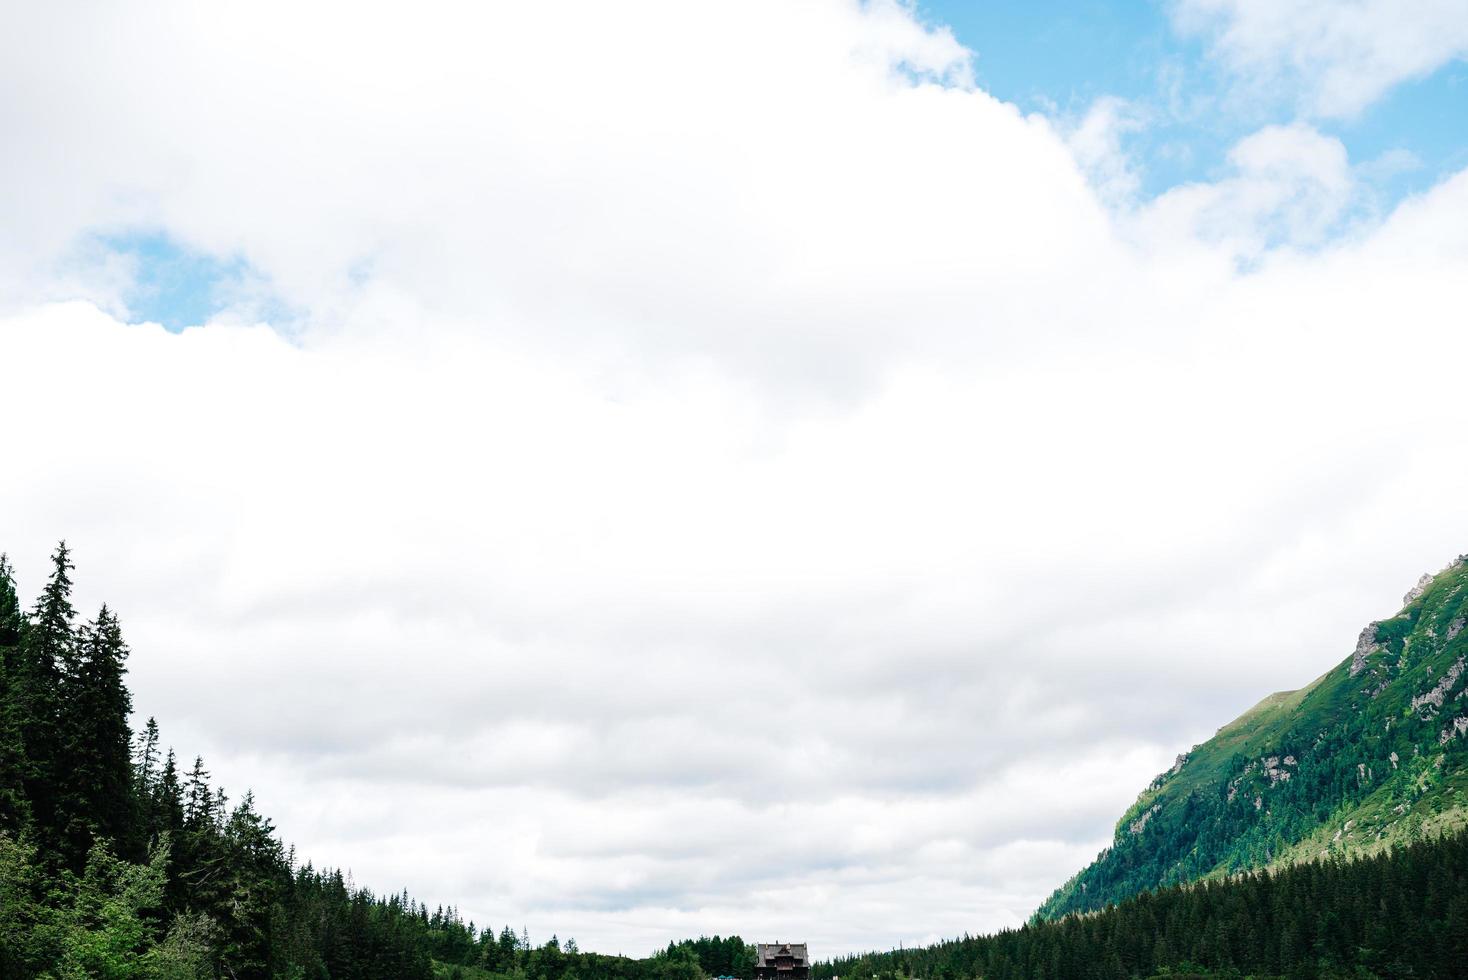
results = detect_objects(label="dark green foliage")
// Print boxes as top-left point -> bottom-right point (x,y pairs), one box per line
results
13,542 -> 77,847
58,604 -> 138,865
154,748 -> 185,840
0,553 -> 30,830
133,717 -> 160,807
656,936 -> 754,976
0,553 -> 21,648
405,917 -> 744,980
819,829 -> 1468,980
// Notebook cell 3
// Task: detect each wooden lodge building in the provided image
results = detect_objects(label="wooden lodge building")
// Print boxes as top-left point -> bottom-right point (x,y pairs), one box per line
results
754,943 -> 810,980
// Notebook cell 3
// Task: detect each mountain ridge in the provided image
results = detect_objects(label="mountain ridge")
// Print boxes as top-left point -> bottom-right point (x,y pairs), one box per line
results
1035,553 -> 1468,920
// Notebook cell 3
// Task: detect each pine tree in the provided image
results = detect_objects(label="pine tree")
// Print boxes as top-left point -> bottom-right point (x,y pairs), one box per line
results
14,542 -> 77,844
217,791 -> 286,978
497,924 -> 520,968
183,755 -> 214,829
56,604 -> 138,864
155,747 -> 189,909
155,747 -> 185,837
0,554 -> 29,829
0,553 -> 21,648
172,755 -> 223,921
134,716 -> 160,799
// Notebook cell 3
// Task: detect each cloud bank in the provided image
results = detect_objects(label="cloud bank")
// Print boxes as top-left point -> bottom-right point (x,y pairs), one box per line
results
1172,0 -> 1468,117
3,0 -> 1468,956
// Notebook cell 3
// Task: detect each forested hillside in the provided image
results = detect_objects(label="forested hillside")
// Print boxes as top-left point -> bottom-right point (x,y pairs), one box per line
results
1037,556 -> 1468,920
0,543 -> 747,979
818,828 -> 1468,980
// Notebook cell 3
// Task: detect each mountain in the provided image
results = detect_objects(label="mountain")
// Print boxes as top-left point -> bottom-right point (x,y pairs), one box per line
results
1036,554 -> 1468,920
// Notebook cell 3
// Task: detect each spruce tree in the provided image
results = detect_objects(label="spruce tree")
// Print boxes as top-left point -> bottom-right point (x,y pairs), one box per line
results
14,541 -> 76,843
0,553 -> 20,649
183,755 -> 214,829
155,748 -> 184,834
57,604 -> 138,864
155,747 -> 189,908
176,754 -> 232,919
218,791 -> 286,977
134,716 -> 160,802
0,554 -> 29,829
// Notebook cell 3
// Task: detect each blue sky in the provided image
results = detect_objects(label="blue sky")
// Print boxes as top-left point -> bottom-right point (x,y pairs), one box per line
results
104,232 -> 248,330
921,0 -> 1467,196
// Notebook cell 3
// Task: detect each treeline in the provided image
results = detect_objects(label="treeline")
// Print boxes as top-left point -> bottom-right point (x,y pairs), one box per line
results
426,931 -> 750,980
0,543 -> 747,979
817,829 -> 1468,980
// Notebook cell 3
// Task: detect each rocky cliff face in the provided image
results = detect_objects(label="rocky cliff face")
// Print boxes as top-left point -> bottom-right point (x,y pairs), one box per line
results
1349,624 -> 1381,677
1035,555 -> 1468,921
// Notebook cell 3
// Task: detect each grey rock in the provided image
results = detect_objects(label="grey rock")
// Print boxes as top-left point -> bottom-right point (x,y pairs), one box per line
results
1404,572 -> 1436,607
1129,803 -> 1161,835
1350,624 -> 1380,677
1411,656 -> 1465,716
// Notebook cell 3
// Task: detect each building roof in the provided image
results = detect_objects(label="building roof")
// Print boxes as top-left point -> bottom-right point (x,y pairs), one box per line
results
756,943 -> 809,967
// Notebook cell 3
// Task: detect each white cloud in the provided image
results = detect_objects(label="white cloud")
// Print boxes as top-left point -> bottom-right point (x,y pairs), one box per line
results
1065,96 -> 1148,205
1137,122 -> 1356,256
2,0 -> 1468,958
1172,0 -> 1468,117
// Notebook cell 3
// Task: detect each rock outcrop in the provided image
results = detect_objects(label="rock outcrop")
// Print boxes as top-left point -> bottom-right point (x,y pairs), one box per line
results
1410,656 -> 1465,717
1403,573 -> 1436,607
1350,624 -> 1380,677
1129,803 -> 1161,835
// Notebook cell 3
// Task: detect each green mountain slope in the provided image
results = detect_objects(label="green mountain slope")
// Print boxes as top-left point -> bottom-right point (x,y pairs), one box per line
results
1036,554 -> 1468,920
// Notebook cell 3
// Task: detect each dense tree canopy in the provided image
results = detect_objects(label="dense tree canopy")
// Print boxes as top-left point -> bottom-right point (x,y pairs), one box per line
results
820,830 -> 1468,980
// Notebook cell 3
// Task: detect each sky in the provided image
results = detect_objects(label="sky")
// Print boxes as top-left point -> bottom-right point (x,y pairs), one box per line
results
2,0 -> 1468,959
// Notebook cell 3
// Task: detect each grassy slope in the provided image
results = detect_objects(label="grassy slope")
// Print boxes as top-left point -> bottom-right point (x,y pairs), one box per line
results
1037,555 -> 1468,919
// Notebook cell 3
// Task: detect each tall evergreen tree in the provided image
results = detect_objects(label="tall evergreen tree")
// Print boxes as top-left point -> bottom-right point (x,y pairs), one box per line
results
0,554 -> 28,830
154,746 -> 189,909
183,755 -> 214,829
13,542 -> 76,844
0,553 -> 20,649
155,747 -> 184,837
217,791 -> 287,976
57,604 -> 137,865
134,715 -> 160,801
175,755 -> 232,919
